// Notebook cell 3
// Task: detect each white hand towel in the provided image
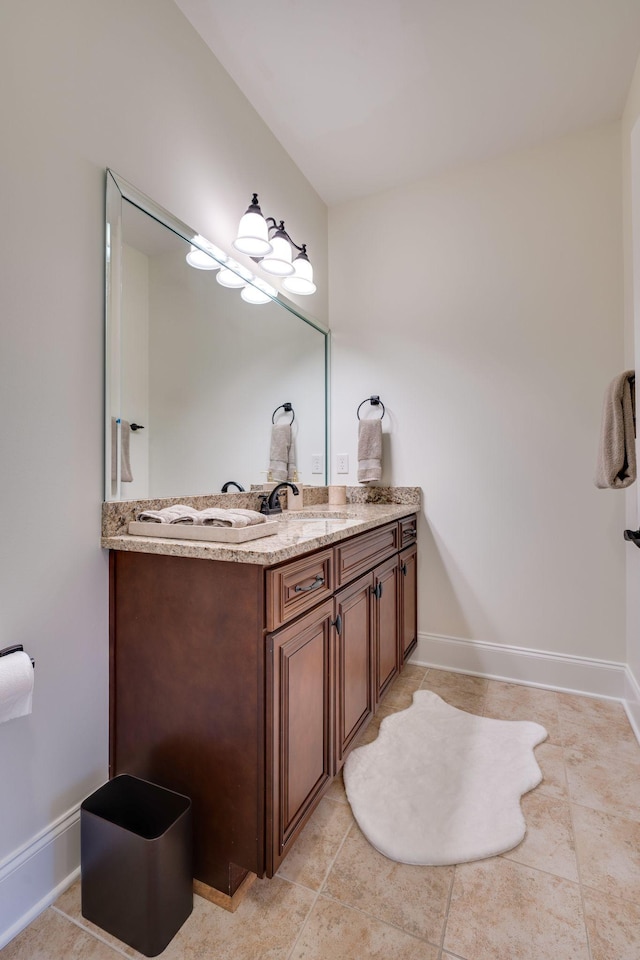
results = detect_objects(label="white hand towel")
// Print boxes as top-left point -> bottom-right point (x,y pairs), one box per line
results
0,651 -> 34,724
595,370 -> 636,489
269,424 -> 291,482
138,505 -> 200,524
111,418 -> 133,483
358,419 -> 383,483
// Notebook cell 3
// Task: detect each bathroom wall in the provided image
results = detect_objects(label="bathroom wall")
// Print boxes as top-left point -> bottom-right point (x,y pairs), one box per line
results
622,52 -> 640,731
330,123 -> 626,678
0,0 -> 327,943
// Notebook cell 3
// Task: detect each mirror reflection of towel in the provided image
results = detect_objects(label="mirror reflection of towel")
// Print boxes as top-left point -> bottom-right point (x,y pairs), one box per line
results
111,418 -> 133,483
269,423 -> 291,482
595,370 -> 636,489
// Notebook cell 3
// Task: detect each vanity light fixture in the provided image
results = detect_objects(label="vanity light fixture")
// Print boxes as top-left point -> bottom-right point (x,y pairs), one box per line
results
233,193 -> 316,294
240,279 -> 277,305
186,236 -> 227,270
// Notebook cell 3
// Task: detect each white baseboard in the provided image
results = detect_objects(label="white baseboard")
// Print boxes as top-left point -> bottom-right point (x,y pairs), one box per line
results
0,804 -> 81,949
412,632 -> 627,700
624,664 -> 640,741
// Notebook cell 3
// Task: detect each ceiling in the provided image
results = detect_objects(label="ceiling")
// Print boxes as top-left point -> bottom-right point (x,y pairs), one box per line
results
174,0 -> 640,207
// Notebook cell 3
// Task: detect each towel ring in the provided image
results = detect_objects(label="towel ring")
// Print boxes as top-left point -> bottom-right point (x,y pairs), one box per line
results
357,396 -> 385,420
272,402 -> 295,425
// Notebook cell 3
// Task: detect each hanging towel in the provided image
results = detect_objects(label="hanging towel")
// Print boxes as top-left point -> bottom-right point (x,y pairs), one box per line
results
269,423 -> 291,482
111,418 -> 133,483
358,418 -> 383,483
287,434 -> 298,482
595,370 -> 636,489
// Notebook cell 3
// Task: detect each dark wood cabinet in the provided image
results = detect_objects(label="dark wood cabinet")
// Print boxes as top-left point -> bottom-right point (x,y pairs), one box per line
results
333,573 -> 375,771
109,513 -> 417,903
266,599 -> 334,876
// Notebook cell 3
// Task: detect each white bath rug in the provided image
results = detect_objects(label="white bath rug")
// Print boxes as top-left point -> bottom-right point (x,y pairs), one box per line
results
343,690 -> 547,866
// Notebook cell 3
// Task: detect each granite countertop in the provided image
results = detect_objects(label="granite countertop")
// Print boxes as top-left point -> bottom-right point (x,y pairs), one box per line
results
101,501 -> 418,566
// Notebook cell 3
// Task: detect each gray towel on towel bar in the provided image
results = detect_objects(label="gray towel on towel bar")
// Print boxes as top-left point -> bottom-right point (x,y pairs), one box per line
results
358,418 -> 383,483
595,370 -> 636,489
269,423 -> 291,482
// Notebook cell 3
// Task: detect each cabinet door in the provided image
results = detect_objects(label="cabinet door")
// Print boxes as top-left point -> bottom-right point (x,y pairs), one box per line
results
334,573 -> 374,771
399,543 -> 418,664
373,556 -> 400,701
266,598 -> 334,876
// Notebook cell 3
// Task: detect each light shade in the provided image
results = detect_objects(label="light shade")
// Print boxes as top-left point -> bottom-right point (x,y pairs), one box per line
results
216,267 -> 247,289
233,194 -> 273,257
241,285 -> 271,304
259,228 -> 294,276
282,249 -> 316,295
186,244 -> 221,270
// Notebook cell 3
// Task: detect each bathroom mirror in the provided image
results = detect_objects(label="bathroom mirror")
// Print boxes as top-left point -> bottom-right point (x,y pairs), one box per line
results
105,170 -> 328,501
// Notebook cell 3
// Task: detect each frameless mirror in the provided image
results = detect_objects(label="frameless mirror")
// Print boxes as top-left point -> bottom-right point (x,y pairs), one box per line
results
105,170 -> 328,501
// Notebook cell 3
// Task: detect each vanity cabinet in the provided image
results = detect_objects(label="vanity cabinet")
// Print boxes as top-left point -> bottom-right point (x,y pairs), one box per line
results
109,513 -> 417,902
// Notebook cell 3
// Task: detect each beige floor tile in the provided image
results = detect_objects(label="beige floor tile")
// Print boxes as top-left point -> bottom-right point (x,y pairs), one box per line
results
381,683 -> 415,711
276,797 -> 354,889
583,887 -> 640,960
422,668 -> 488,697
54,881 -> 142,958
482,690 -> 560,744
419,680 -> 485,715
557,693 -> 633,739
289,895 -> 439,960
322,822 -> 453,943
572,803 -> 640,903
534,741 -> 569,799
401,663 -> 429,683
2,908 -> 123,960
325,769 -> 348,804
502,792 -> 579,882
560,717 -> 640,762
444,857 -> 589,960
564,748 -> 640,821
354,718 -> 380,746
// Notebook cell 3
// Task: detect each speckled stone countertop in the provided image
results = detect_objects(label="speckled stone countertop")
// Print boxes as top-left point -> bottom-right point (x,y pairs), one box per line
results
101,488 -> 420,566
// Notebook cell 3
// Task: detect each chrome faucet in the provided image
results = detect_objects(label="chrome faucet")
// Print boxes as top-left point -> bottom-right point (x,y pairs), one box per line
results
258,481 -> 300,515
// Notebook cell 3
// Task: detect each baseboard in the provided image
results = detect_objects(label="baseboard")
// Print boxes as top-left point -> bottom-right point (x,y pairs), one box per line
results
412,632 -> 627,700
0,804 -> 81,949
624,664 -> 640,741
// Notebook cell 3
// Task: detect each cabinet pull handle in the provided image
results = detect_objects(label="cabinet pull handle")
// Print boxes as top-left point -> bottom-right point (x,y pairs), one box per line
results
294,574 -> 324,593
401,562 -> 407,576
331,614 -> 342,635
372,582 -> 383,600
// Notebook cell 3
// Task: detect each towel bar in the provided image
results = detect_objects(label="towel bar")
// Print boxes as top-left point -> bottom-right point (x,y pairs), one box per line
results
357,395 -> 385,420
0,644 -> 35,668
272,402 -> 295,424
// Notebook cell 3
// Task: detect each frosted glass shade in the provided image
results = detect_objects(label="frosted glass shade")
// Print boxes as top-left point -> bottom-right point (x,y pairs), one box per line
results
186,245 -> 221,270
216,268 -> 247,289
282,254 -> 316,295
259,234 -> 294,276
233,211 -> 273,257
241,285 -> 271,304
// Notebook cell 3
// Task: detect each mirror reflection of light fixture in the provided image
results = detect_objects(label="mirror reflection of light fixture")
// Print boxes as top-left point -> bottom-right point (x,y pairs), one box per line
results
186,235 -> 227,270
241,278 -> 277,305
233,193 -> 316,294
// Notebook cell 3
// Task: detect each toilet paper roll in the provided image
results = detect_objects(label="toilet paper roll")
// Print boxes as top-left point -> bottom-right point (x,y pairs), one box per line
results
0,651 -> 34,724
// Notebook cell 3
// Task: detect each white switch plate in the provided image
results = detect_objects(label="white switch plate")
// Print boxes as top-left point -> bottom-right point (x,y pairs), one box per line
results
311,455 -> 324,474
336,454 -> 349,474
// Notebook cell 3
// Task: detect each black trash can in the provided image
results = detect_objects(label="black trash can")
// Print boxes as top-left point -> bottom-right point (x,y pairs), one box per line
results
81,774 -> 193,957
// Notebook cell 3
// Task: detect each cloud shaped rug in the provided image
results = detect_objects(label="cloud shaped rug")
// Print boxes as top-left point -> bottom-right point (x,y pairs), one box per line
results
343,690 -> 547,866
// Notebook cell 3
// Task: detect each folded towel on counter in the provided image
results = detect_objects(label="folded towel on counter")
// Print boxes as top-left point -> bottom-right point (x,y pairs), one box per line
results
269,423 -> 291,482
111,418 -> 133,483
138,504 -> 201,524
138,506 -> 266,527
595,370 -> 636,489
358,418 -> 383,483
199,508 -> 266,528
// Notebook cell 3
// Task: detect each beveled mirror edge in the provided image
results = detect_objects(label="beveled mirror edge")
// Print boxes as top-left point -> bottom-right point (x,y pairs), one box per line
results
104,169 -> 330,502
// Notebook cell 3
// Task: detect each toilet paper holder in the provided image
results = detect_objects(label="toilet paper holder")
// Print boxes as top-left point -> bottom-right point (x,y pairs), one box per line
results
0,644 -> 35,669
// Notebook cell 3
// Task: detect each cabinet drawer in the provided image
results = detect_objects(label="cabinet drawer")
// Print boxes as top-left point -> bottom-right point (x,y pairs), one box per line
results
399,515 -> 417,547
266,550 -> 333,631
334,523 -> 398,588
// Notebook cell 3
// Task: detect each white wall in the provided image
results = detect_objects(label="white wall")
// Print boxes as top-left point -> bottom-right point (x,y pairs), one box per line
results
330,124 -> 626,667
622,53 -> 640,728
0,0 -> 327,942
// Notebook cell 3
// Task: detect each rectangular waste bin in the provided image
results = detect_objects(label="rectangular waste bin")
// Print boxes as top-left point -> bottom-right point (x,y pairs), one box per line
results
81,774 -> 193,957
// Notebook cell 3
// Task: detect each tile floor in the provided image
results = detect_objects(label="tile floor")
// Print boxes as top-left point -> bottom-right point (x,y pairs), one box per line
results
4,665 -> 640,959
